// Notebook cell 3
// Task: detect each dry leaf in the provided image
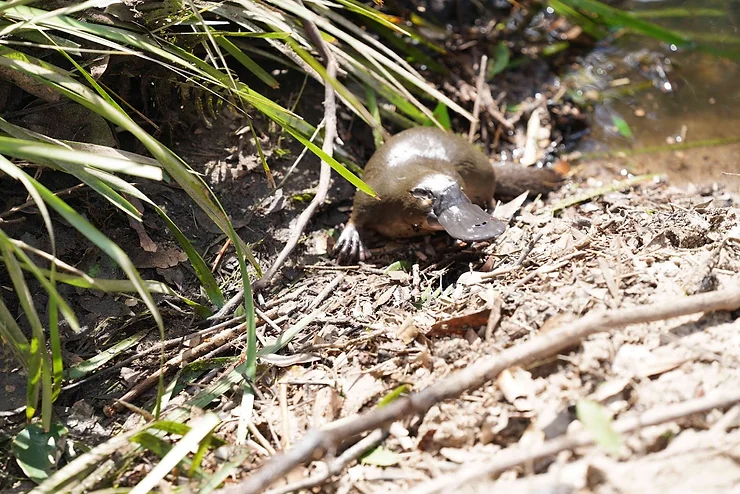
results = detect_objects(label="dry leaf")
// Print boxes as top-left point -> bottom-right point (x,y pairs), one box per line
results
492,191 -> 529,221
374,286 -> 396,308
133,247 -> 187,269
497,367 -> 536,405
429,309 -> 490,337
396,316 -> 420,345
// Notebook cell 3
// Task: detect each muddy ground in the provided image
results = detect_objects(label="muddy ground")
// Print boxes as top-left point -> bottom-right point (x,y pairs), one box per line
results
2,29 -> 740,494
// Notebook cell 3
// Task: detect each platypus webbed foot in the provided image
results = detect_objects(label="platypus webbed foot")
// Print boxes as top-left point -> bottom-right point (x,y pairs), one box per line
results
333,222 -> 370,264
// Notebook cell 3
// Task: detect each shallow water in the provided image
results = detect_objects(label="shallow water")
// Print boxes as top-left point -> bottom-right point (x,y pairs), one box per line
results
575,0 -> 740,187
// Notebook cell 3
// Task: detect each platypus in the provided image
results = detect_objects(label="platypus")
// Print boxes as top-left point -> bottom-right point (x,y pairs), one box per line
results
334,127 -> 562,262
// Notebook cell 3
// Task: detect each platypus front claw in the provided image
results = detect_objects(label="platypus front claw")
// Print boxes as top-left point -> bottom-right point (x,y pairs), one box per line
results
334,222 -> 370,264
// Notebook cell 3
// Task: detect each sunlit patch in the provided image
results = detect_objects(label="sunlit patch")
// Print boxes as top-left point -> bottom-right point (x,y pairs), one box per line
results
413,173 -> 456,192
385,137 -> 450,168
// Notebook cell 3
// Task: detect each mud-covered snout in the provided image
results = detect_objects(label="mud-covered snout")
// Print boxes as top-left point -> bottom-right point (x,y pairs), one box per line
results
412,180 -> 507,242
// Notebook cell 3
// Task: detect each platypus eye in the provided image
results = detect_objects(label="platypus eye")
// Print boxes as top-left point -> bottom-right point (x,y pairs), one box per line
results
411,187 -> 434,200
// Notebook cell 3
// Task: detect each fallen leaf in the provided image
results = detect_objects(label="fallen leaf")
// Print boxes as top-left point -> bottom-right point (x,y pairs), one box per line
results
493,191 -> 528,221
361,447 -> 399,466
312,385 -> 342,428
497,367 -> 536,411
133,247 -> 188,269
457,271 -> 485,285
12,423 -> 68,483
589,378 -> 631,402
396,315 -> 420,345
429,309 -> 490,337
374,286 -> 396,308
576,400 -> 623,455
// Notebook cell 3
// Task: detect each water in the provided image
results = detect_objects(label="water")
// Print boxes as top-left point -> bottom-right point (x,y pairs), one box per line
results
573,0 -> 740,187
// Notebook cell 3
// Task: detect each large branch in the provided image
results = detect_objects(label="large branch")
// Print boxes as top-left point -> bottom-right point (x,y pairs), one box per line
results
218,284 -> 740,493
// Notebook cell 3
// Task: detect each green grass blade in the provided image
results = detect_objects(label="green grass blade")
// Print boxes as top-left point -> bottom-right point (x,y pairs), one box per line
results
66,331 -> 147,380
197,450 -> 249,493
364,84 -> 384,149
215,34 -> 280,88
634,7 -> 725,19
151,205 -> 224,309
47,296 -> 63,401
0,239 -> 52,427
0,0 -> 38,14
557,0 -> 691,46
130,413 -> 221,494
548,0 -> 608,39
0,295 -> 30,368
231,227 -> 256,380
0,136 -> 163,180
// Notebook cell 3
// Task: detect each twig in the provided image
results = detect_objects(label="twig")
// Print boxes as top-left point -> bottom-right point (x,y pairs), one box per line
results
481,232 -> 544,280
209,291 -> 246,321
211,238 -> 233,272
301,264 -> 361,271
280,382 -> 290,450
253,9 -> 339,290
63,316 -> 247,392
310,273 -> 344,309
105,320 -> 251,414
264,429 -> 389,494
505,250 -> 586,291
248,422 -> 277,455
217,284 -> 740,494
468,54 -> 487,143
483,287 -> 503,340
407,389 -> 740,494
0,184 -> 86,220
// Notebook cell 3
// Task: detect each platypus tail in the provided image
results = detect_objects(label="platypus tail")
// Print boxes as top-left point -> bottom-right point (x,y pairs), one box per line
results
494,165 -> 565,201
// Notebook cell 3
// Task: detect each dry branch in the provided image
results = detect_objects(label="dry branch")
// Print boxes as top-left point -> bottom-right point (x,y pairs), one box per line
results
253,8 -> 339,290
218,284 -> 740,494
408,388 -> 740,494
265,429 -> 389,494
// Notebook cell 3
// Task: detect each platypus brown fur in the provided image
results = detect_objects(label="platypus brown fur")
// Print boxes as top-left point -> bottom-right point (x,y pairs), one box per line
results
334,127 -> 563,262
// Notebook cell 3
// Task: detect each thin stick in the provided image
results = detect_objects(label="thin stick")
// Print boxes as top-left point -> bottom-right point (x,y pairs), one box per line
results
265,429 -> 389,494
217,285 -> 740,494
105,321 -> 249,414
310,273 -> 344,309
468,55 -> 488,143
280,382 -> 290,450
63,315 -> 248,392
209,291 -> 245,321
408,389 -> 740,494
0,183 -> 85,220
253,9 -> 339,290
248,422 -> 277,456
